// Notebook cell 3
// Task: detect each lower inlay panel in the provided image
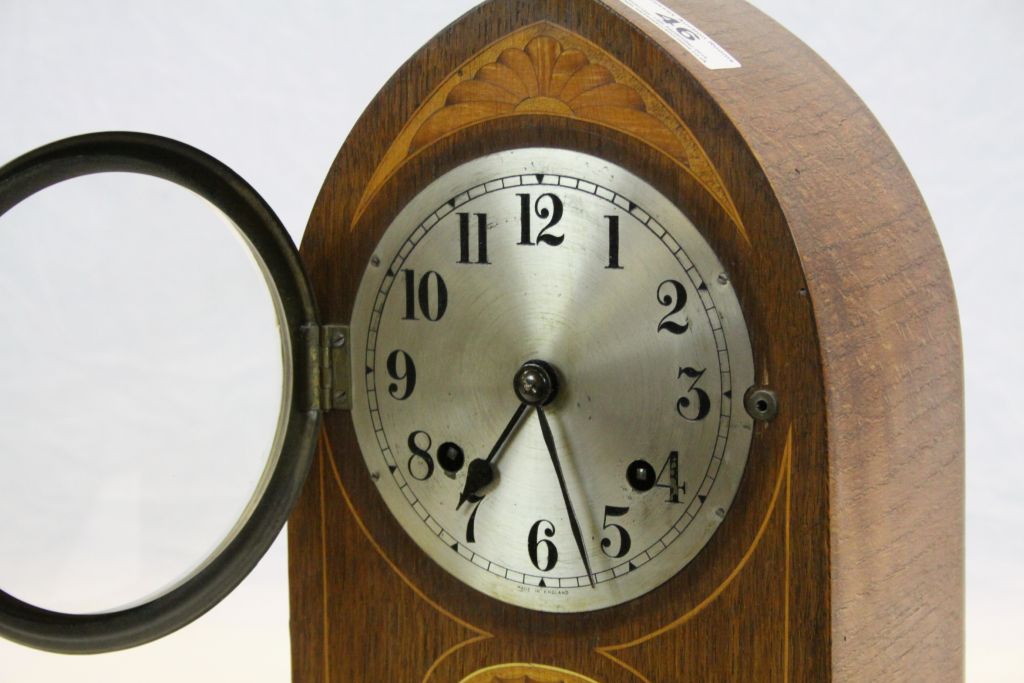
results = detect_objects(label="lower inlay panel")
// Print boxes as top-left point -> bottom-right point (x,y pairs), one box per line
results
459,663 -> 601,683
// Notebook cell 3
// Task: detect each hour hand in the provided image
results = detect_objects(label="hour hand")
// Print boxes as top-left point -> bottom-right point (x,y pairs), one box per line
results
456,361 -> 561,509
456,400 -> 529,509
457,458 -> 495,509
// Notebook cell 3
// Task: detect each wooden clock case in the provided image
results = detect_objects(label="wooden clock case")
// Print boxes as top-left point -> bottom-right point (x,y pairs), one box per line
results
289,0 -> 964,681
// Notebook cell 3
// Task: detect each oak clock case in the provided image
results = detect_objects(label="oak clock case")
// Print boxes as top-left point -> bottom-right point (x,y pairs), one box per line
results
0,1 -> 963,682
282,0 -> 960,680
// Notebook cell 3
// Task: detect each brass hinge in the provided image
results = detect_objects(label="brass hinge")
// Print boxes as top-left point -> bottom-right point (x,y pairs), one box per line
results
303,323 -> 351,412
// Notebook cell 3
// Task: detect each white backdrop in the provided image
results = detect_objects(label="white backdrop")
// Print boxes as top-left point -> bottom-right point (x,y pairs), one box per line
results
1,1 -> 1020,680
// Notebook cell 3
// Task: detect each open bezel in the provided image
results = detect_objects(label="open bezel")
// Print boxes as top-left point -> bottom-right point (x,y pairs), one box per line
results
0,132 -> 321,654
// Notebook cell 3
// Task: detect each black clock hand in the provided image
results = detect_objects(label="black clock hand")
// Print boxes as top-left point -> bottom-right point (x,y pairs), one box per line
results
456,401 -> 530,509
536,405 -> 596,589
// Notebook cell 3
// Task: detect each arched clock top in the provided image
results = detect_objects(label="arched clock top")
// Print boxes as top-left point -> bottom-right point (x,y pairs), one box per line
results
291,1 -> 963,681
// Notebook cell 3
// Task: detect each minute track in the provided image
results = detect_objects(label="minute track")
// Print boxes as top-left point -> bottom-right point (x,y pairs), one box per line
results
350,148 -> 754,611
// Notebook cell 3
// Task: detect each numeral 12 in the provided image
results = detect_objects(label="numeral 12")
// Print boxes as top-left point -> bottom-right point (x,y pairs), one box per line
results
518,193 -> 564,246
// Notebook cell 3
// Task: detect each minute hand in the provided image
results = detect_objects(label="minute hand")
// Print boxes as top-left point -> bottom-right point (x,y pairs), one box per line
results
536,405 -> 596,588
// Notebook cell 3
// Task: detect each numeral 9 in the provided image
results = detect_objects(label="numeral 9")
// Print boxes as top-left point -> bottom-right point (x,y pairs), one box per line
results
386,349 -> 416,400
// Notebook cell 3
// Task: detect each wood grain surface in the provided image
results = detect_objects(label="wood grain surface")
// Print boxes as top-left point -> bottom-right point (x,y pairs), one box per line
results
290,1 -> 963,681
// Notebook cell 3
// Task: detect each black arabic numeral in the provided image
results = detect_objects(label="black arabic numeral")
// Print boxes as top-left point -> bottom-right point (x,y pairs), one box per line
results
656,450 -> 687,503
465,495 -> 485,543
517,194 -> 531,244
600,505 -> 632,558
407,430 -> 435,481
528,519 -> 558,571
518,192 -> 564,246
458,212 -> 489,264
676,367 -> 711,421
402,269 -> 448,321
657,279 -> 690,334
606,215 -> 623,269
403,268 -> 415,320
385,349 -> 416,400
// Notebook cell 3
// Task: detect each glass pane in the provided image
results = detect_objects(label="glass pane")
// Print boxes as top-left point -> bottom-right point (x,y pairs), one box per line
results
0,172 -> 285,614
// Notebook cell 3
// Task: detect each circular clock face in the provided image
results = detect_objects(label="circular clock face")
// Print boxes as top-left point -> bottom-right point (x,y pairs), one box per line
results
350,148 -> 754,612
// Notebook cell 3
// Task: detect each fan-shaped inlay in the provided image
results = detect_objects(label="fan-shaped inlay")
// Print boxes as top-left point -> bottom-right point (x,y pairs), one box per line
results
353,23 -> 746,241
411,36 -> 651,149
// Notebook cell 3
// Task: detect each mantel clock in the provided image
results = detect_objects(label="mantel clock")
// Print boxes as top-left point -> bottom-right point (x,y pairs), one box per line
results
0,1 -> 963,681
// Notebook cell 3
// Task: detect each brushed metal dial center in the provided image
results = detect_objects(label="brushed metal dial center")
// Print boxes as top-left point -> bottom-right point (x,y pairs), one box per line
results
349,148 -> 756,613
513,360 -> 560,406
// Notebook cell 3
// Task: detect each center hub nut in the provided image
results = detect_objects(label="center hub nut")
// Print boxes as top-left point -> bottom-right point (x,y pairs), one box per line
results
513,360 -> 560,406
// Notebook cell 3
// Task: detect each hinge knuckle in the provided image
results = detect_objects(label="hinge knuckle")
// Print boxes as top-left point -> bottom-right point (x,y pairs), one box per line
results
318,324 -> 351,411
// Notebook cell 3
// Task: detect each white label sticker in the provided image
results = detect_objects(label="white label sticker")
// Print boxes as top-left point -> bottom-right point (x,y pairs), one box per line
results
617,0 -> 741,70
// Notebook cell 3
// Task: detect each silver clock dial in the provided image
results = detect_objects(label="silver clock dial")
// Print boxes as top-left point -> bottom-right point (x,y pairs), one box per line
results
350,148 -> 754,612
